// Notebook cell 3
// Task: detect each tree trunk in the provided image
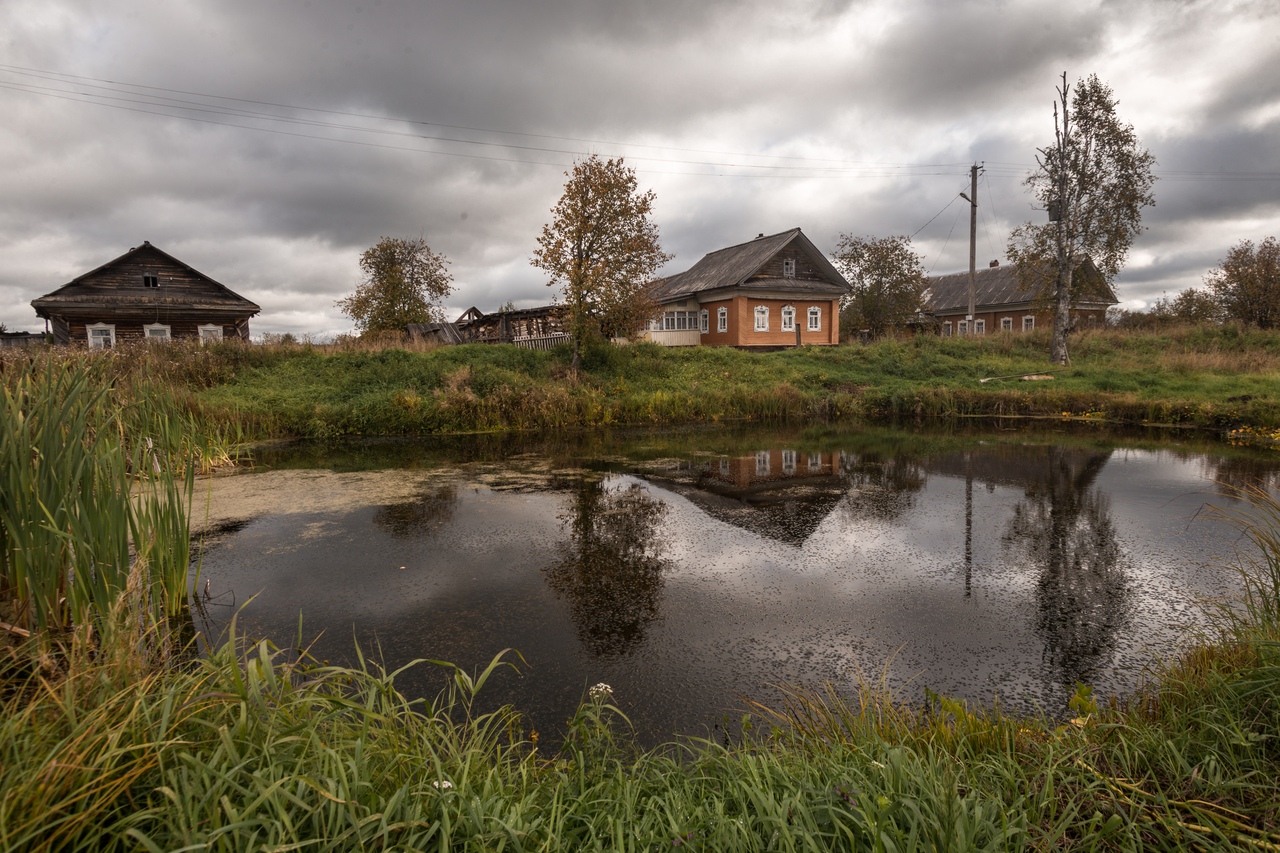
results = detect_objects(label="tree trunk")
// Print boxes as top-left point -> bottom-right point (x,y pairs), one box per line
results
1050,264 -> 1074,365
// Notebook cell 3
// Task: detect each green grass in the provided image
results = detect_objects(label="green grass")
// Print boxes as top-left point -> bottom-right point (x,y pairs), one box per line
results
3,345 -> 1280,850
174,325 -> 1280,441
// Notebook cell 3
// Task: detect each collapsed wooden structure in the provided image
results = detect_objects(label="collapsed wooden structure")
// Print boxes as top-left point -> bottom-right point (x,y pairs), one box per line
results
408,304 -> 571,350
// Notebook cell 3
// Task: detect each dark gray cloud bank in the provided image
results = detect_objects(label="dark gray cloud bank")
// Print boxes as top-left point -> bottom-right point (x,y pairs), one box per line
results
3,0 -> 1278,336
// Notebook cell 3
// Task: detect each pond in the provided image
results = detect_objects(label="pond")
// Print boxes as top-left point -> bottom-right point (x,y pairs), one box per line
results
192,422 -> 1280,746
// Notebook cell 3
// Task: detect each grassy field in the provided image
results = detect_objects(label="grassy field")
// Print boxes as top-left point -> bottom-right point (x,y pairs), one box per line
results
178,324 -> 1280,442
3,333 -> 1280,850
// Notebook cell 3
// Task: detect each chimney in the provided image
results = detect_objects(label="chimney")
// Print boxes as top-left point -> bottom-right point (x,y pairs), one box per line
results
756,233 -> 764,239
989,260 -> 1000,268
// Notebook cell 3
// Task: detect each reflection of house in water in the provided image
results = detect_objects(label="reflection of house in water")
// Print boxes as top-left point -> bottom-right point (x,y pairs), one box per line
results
639,450 -> 846,546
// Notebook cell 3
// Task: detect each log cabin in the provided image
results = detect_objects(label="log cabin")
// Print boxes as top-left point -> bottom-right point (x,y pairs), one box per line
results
31,242 -> 260,347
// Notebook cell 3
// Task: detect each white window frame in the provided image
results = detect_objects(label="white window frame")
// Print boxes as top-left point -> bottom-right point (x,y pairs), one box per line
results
699,309 -> 709,334
144,323 -> 171,342
781,305 -> 796,332
755,451 -> 770,476
86,322 -> 116,350
719,457 -> 730,476
974,319 -> 986,335
198,324 -> 224,344
782,450 -> 797,475
717,306 -> 728,333
808,453 -> 822,472
1001,317 -> 1013,332
782,258 -> 796,278
942,321 -> 952,337
958,320 -> 969,336
1022,315 -> 1035,332
807,306 -> 821,331
754,305 -> 769,332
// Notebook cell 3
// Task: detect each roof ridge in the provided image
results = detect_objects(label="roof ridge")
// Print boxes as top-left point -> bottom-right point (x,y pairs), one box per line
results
701,227 -> 801,257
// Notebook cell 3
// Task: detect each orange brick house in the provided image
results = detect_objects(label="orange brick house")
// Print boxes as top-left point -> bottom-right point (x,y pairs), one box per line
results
644,228 -> 849,348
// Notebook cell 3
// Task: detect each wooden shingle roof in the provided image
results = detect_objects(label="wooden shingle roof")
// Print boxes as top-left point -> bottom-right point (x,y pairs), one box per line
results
32,242 -> 260,317
924,260 -> 1116,314
650,228 -> 849,302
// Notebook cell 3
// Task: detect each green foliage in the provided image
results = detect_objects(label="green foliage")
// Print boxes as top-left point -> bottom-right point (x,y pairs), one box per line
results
1205,236 -> 1280,329
531,155 -> 671,366
1008,73 -> 1157,364
831,233 -> 926,339
336,236 -> 454,333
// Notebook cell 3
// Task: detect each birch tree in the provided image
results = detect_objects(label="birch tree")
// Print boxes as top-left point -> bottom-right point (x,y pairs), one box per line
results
1008,73 -> 1156,364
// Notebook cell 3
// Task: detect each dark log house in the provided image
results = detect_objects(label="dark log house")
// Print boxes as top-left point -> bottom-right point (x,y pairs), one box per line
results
31,242 -> 260,347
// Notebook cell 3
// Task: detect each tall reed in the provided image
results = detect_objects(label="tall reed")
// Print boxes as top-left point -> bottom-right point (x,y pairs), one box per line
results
0,356 -> 197,637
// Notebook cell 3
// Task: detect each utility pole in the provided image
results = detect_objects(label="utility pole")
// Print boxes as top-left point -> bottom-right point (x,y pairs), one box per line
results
959,163 -> 981,334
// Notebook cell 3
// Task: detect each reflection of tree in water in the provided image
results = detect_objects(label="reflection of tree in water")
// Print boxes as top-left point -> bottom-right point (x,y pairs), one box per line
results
1200,453 -> 1280,500
373,483 -> 458,537
838,452 -> 926,521
544,477 -> 670,659
1003,449 -> 1128,687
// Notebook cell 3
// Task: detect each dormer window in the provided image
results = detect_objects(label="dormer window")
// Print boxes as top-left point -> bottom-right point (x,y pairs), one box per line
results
143,273 -> 159,288
782,258 -> 796,278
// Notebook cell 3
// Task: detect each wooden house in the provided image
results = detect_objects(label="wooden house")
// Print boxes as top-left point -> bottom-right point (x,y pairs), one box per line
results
31,242 -> 260,347
645,228 -> 849,348
923,259 -> 1116,336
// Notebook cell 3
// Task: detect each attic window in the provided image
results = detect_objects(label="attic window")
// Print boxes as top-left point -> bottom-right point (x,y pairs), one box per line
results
782,258 -> 796,278
143,273 -> 159,288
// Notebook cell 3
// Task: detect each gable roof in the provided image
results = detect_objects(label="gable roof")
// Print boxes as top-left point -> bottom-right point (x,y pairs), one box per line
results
923,259 -> 1117,314
650,228 -> 849,302
32,242 -> 260,317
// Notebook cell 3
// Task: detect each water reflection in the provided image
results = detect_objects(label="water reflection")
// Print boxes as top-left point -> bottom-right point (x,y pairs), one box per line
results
543,478 -> 671,659
1001,448 -> 1129,685
193,424 -> 1280,744
373,483 -> 458,537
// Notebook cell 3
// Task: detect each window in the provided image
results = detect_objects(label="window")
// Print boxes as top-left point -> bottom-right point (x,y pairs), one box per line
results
782,258 -> 796,278
142,273 -> 159,288
755,451 -> 770,476
86,323 -> 115,350
781,305 -> 796,332
144,323 -> 171,342
974,319 -> 986,335
719,457 -> 730,476
662,310 -> 700,330
198,324 -> 224,344
807,306 -> 821,331
958,320 -> 969,336
754,305 -> 769,332
782,450 -> 797,475
1022,316 -> 1035,332
942,321 -> 952,337
808,454 -> 822,472
699,309 -> 709,334
1001,317 -> 1013,332
717,306 -> 728,333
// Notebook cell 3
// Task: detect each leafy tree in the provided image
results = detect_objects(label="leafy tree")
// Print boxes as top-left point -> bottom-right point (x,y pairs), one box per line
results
1008,73 -> 1156,364
336,237 -> 454,333
532,155 -> 671,369
1204,236 -> 1280,329
830,234 -> 926,340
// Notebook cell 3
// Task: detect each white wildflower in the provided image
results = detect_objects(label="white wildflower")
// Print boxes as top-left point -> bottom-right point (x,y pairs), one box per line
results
431,780 -> 453,790
588,683 -> 613,701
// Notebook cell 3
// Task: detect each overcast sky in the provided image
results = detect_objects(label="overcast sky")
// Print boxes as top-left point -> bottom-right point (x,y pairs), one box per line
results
3,0 -> 1278,338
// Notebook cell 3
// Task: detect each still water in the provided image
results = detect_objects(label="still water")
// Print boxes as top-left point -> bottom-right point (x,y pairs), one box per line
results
193,423 -> 1280,745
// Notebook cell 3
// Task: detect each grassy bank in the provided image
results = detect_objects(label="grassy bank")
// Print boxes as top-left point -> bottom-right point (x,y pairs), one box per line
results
186,324 -> 1280,441
3,498 -> 1279,850
3,341 -> 1280,850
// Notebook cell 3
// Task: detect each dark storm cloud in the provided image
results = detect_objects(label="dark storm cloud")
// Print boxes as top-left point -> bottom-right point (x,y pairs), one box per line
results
1,0 -> 1277,332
